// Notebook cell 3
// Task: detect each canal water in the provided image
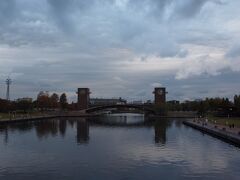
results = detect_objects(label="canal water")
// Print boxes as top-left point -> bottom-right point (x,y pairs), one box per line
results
0,113 -> 239,180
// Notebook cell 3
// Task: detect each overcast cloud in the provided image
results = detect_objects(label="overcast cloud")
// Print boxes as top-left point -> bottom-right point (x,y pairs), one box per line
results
0,0 -> 240,102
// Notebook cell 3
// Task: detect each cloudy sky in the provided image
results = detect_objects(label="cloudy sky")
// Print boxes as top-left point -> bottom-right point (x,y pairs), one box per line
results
0,0 -> 240,102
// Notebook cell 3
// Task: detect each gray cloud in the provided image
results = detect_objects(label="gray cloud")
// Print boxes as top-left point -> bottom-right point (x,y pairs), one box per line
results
0,0 -> 239,101
173,0 -> 209,18
225,44 -> 240,58
0,0 -> 16,24
47,0 -> 81,33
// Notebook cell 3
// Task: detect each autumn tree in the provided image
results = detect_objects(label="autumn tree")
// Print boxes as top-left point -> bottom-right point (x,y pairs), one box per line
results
60,93 -> 68,109
0,98 -> 11,113
234,95 -> 240,115
50,93 -> 59,109
16,98 -> 33,113
36,91 -> 50,111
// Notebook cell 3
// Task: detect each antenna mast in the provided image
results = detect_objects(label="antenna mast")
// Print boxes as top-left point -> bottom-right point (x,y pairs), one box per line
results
6,77 -> 12,101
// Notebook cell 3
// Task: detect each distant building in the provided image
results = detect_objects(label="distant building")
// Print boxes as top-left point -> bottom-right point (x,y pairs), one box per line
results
90,97 -> 127,106
167,100 -> 180,105
131,100 -> 143,105
16,97 -> 33,102
144,100 -> 152,105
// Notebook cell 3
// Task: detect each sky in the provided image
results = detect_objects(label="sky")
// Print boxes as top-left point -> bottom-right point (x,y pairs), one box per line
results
0,0 -> 240,102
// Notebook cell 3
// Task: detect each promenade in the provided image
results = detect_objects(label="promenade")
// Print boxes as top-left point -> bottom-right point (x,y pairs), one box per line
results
183,119 -> 240,146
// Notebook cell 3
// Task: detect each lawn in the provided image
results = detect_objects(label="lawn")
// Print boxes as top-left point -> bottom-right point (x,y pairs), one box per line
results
0,113 -> 10,120
207,115 -> 240,128
0,112 -> 50,121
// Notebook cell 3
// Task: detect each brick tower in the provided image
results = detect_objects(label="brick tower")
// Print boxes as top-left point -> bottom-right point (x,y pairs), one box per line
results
77,88 -> 90,110
153,87 -> 167,106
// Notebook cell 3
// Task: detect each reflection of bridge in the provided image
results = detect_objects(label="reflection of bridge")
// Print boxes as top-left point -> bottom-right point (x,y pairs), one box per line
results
89,115 -> 152,127
0,117 -> 171,145
85,104 -> 156,114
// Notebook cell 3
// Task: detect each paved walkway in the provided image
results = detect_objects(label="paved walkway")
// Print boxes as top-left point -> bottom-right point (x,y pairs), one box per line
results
192,119 -> 240,136
184,119 -> 240,146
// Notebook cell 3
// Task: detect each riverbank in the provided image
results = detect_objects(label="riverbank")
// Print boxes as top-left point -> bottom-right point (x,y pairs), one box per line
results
0,115 -> 58,124
0,112 -> 101,125
183,119 -> 240,146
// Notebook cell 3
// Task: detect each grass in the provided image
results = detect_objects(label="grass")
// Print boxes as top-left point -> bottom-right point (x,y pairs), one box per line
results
207,115 -> 240,128
0,113 -> 10,120
0,112 -> 50,121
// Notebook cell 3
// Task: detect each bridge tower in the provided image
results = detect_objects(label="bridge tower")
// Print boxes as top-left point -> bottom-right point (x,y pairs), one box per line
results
77,88 -> 90,110
153,87 -> 167,106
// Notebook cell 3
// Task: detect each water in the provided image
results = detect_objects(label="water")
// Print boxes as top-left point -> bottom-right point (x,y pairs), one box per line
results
0,113 -> 239,180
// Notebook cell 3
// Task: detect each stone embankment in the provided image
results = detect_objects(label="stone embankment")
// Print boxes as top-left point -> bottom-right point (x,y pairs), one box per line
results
183,119 -> 240,146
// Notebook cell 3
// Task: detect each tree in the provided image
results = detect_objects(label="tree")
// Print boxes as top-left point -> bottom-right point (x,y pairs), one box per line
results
50,93 -> 59,109
60,93 -> 68,109
36,91 -> 50,111
234,95 -> 240,116
16,98 -> 33,113
197,101 -> 207,117
153,104 -> 167,116
0,98 -> 11,113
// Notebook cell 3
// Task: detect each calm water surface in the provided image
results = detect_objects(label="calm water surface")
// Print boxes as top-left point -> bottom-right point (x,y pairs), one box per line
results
0,113 -> 240,180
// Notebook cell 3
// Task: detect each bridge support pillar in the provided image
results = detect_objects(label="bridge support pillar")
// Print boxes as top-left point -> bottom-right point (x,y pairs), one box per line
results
77,88 -> 90,110
153,87 -> 167,106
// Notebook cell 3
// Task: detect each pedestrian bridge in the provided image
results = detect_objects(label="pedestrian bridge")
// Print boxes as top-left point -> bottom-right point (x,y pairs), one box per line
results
85,104 -> 156,114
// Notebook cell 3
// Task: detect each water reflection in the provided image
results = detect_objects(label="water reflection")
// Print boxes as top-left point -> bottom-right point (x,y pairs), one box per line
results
35,120 -> 59,139
0,115 -> 171,146
154,121 -> 167,144
0,121 -> 35,144
76,119 -> 89,144
0,114 -> 240,180
96,113 -> 145,125
0,125 -> 8,144
59,119 -> 67,137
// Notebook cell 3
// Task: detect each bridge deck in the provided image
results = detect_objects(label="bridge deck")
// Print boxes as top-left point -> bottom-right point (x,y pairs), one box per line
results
85,104 -> 155,114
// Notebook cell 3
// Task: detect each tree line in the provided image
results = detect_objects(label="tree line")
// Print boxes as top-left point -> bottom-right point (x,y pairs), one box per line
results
0,91 -> 71,113
167,95 -> 240,117
1,92 -> 240,117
